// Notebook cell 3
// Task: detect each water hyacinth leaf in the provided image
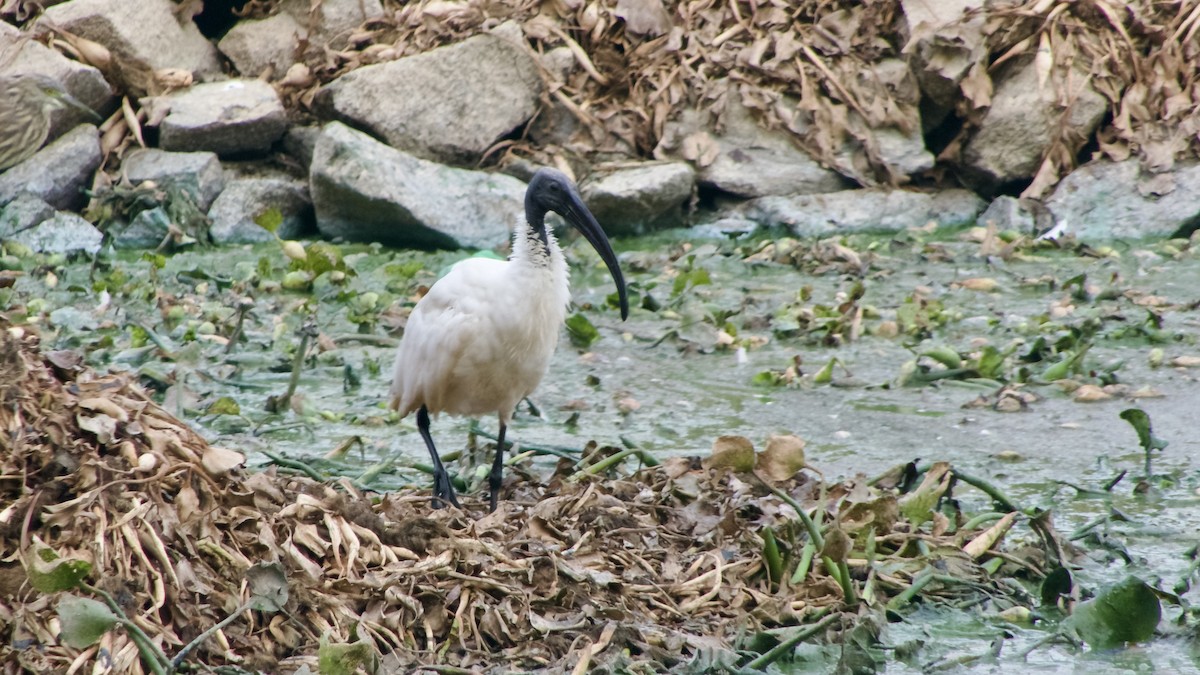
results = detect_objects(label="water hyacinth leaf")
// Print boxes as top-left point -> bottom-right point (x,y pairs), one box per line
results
757,434 -> 807,481
1041,567 -> 1074,606
1069,576 -> 1161,648
318,633 -> 379,675
206,396 -> 241,416
56,595 -> 119,649
565,312 -> 600,349
305,241 -> 345,277
707,435 -> 755,472
1119,409 -> 1168,452
899,462 -> 952,526
246,561 -> 289,612
25,538 -> 91,593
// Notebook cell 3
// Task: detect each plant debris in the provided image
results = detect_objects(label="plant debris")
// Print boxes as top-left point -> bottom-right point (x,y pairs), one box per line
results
0,320 -> 1080,672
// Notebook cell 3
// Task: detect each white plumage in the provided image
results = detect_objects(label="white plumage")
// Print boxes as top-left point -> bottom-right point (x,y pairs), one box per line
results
389,168 -> 628,511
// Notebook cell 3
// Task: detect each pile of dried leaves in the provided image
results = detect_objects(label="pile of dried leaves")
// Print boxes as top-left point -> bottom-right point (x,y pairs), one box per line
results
1,321 -> 1056,673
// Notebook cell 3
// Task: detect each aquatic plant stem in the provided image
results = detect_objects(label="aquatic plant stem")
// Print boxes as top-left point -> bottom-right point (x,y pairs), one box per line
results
763,481 -> 858,604
743,612 -> 840,671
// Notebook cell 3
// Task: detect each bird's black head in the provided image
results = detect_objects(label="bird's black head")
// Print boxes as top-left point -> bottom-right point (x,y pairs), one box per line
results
525,168 -> 629,320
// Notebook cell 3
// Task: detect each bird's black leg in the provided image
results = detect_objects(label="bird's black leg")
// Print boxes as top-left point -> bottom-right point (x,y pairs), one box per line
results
489,422 -> 507,512
417,405 -> 461,509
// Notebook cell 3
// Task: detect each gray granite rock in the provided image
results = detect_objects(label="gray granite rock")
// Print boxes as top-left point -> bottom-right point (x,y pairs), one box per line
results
0,124 -> 101,210
743,188 -> 985,236
962,58 -> 1107,188
217,13 -> 303,78
121,149 -> 226,212
581,162 -> 695,235
1045,160 -> 1200,240
0,194 -> 57,239
155,79 -> 288,155
0,23 -> 115,140
10,212 -> 103,254
208,178 -> 313,244
977,195 -> 1052,234
279,0 -> 383,48
319,23 -> 543,163
657,89 -> 847,198
39,0 -> 221,78
310,122 -> 525,249
282,126 -> 321,171
110,206 -> 171,250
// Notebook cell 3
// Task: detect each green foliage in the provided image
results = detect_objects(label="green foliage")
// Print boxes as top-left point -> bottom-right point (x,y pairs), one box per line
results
255,207 -> 284,234
1069,576 -> 1161,648
318,633 -> 379,675
56,596 -> 119,649
25,539 -> 91,593
565,312 -> 600,349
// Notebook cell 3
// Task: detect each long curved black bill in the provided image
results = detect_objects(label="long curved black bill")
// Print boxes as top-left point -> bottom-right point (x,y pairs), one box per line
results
562,196 -> 629,320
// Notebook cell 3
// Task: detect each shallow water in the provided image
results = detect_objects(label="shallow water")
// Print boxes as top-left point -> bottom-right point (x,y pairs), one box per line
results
8,227 -> 1199,671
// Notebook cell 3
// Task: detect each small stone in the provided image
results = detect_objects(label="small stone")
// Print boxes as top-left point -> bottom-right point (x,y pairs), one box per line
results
8,212 -> 103,255
743,188 -> 984,237
217,13 -> 304,78
208,178 -> 313,244
122,149 -> 226,211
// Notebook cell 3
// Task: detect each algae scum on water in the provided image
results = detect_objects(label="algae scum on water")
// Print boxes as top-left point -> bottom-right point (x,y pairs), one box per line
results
1,226 -> 1198,672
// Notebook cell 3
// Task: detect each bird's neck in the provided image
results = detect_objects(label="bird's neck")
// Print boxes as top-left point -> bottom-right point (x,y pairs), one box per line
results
512,217 -> 561,270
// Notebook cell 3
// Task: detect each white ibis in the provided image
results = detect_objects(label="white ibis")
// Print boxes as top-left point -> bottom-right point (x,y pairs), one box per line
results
389,168 -> 629,511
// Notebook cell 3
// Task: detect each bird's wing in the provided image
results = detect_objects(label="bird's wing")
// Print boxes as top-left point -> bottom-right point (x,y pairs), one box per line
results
388,258 -> 506,416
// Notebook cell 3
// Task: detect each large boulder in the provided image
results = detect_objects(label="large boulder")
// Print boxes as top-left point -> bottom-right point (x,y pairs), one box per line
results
581,162 -> 695,235
656,88 -> 847,198
39,0 -> 221,78
153,79 -> 288,156
1045,159 -> 1200,240
743,188 -> 985,237
961,58 -> 1107,189
318,23 -> 543,163
0,23 -> 115,140
0,125 -> 101,211
310,122 -> 526,249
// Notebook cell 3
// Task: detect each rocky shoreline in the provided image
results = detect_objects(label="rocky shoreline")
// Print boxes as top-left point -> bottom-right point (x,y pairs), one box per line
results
2,0 -> 1199,256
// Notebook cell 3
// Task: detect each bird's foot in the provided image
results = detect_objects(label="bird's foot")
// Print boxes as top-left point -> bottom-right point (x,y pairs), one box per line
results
431,470 -> 462,510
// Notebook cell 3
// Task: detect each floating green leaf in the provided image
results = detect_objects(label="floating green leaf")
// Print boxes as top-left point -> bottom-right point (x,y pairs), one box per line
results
565,312 -> 600,349
206,397 -> 241,416
1069,576 -> 1161,648
57,595 -> 119,649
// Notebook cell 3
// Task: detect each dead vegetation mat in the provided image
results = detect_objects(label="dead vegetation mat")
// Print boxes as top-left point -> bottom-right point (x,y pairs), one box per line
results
0,323 -> 1052,673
